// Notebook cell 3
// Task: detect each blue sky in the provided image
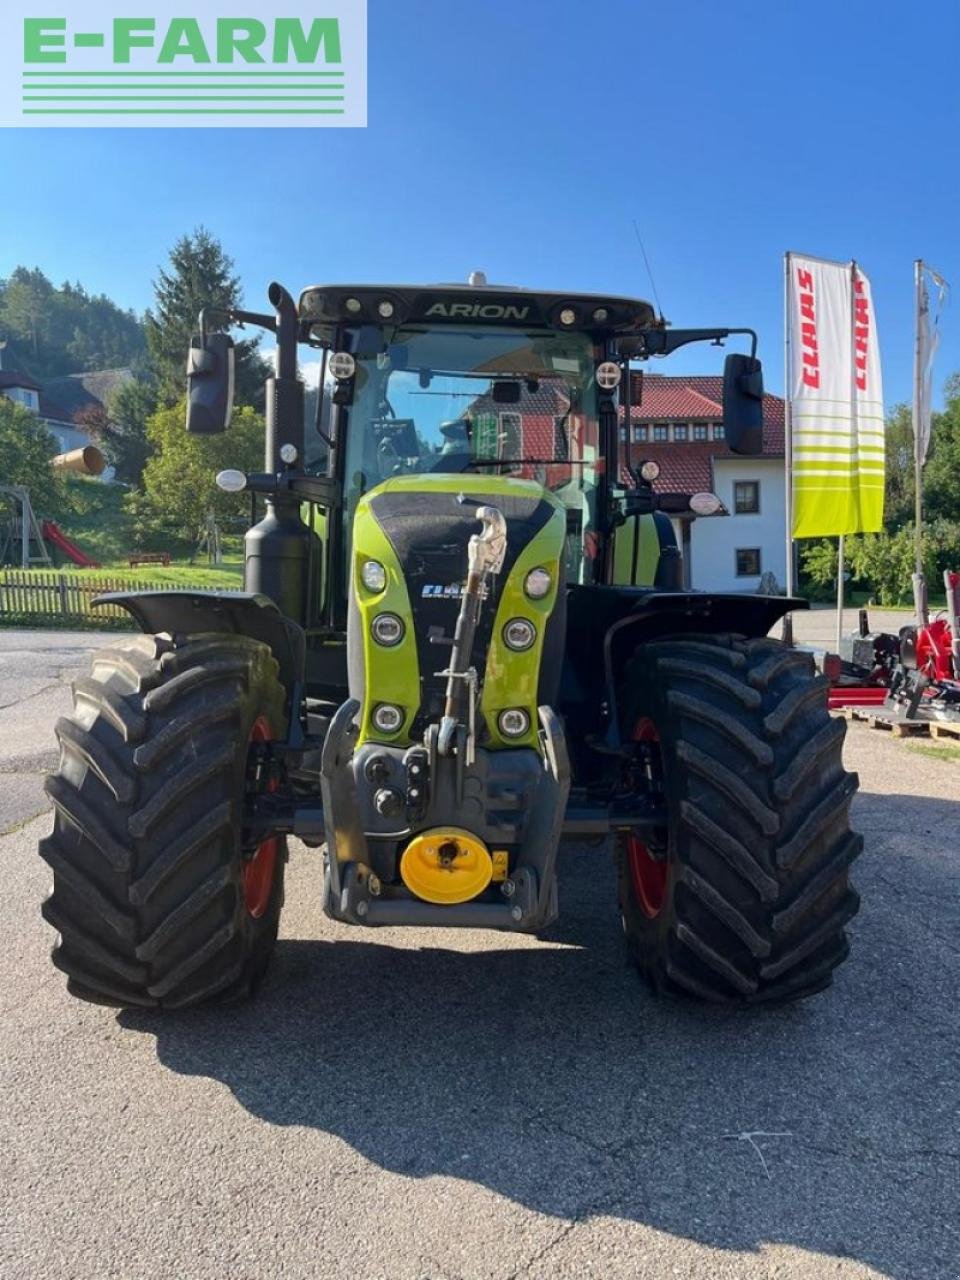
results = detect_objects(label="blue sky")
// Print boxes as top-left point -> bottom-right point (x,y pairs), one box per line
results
1,0 -> 958,405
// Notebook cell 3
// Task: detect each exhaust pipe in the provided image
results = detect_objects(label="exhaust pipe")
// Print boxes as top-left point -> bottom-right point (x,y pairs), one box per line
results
51,446 -> 106,477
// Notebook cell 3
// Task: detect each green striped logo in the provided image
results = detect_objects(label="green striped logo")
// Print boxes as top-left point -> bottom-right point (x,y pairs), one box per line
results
4,6 -> 366,126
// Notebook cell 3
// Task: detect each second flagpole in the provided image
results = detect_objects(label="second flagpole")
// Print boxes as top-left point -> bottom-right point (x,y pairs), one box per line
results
911,258 -> 928,627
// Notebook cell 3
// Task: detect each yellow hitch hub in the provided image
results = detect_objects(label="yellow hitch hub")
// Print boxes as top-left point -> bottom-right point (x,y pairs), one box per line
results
400,828 -> 494,905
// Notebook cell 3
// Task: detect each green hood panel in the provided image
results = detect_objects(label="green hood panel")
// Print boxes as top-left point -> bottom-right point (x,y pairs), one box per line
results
350,474 -> 566,748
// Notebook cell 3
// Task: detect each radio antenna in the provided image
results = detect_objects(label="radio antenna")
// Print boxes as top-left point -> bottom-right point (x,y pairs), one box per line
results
632,219 -> 665,320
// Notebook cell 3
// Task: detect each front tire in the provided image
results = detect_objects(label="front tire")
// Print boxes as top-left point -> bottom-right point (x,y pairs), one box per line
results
616,635 -> 861,1005
39,633 -> 287,1009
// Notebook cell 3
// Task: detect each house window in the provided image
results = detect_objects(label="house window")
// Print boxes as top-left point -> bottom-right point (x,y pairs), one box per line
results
673,423 -> 688,442
632,425 -> 647,443
498,412 -> 522,459
734,480 -> 760,514
693,424 -> 708,441
712,423 -> 725,441
736,548 -> 762,577
553,416 -> 569,458
653,424 -> 669,442
619,427 -> 627,443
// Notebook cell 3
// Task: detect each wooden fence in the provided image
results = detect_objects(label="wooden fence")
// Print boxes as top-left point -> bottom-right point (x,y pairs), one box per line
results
0,570 -> 239,625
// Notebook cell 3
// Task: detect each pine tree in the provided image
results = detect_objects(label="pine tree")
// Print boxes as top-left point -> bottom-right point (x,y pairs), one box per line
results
146,227 -> 268,407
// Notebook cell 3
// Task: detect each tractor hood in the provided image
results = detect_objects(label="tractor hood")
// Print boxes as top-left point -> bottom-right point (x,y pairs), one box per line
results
348,475 -> 566,748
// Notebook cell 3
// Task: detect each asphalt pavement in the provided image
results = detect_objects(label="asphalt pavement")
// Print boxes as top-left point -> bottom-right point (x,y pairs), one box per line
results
1,623 -> 958,1280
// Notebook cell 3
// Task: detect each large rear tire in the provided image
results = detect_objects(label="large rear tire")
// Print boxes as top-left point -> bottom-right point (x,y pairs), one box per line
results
39,633 -> 287,1009
616,634 -> 861,1005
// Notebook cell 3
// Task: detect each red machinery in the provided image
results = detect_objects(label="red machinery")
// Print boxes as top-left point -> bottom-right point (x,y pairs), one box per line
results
826,570 -> 960,721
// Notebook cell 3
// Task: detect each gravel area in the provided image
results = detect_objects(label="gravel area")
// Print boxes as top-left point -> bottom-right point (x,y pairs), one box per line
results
1,626 -> 957,1280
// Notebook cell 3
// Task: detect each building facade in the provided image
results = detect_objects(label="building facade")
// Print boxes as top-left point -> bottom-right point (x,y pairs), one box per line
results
622,374 -> 786,592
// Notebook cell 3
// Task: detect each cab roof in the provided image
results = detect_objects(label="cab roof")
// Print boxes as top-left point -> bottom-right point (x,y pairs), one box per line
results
298,283 -> 659,334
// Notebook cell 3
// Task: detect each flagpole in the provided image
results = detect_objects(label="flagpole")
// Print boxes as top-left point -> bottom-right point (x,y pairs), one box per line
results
912,258 -> 928,626
836,535 -> 845,654
782,252 -> 794,644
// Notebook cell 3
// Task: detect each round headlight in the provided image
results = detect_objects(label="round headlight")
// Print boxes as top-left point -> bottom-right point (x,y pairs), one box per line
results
596,361 -> 621,390
279,443 -> 298,465
559,307 -> 577,326
592,307 -> 609,323
344,297 -> 363,315
498,708 -> 531,738
503,618 -> 536,651
690,491 -> 723,516
361,559 -> 387,592
524,568 -> 552,600
371,613 -> 404,646
377,299 -> 395,319
328,351 -> 356,381
215,469 -> 247,493
640,460 -> 661,482
372,703 -> 403,733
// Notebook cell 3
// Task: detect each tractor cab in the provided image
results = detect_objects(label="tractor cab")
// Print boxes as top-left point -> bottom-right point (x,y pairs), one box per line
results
294,281 -> 764,625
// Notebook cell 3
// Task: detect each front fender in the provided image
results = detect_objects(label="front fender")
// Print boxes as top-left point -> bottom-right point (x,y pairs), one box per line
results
94,590 -> 305,692
589,587 -> 807,751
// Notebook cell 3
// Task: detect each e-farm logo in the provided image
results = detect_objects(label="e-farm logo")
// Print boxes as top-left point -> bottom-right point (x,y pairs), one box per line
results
1,2 -> 366,127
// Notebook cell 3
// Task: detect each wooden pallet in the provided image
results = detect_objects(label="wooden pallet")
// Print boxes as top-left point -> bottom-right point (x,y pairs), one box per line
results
929,720 -> 960,742
838,706 -> 931,737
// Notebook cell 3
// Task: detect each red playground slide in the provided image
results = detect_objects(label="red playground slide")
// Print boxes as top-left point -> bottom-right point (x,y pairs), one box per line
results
41,521 -> 101,568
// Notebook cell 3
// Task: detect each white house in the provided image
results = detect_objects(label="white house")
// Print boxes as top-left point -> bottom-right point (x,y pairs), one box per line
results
623,374 -> 786,592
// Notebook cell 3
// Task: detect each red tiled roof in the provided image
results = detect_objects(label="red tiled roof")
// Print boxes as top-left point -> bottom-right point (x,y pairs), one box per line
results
632,374 -> 785,454
632,380 -> 722,420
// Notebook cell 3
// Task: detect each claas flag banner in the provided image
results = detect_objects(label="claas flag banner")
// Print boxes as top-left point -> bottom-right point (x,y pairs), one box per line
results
786,253 -> 885,537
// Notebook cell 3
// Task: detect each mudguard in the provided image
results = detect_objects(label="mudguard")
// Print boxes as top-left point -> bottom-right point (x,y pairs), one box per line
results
94,590 -> 305,693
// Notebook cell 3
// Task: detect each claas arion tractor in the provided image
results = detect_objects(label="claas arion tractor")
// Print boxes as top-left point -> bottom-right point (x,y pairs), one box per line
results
40,277 -> 861,1008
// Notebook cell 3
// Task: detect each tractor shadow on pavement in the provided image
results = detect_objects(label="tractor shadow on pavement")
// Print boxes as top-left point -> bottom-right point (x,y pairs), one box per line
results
122,797 -> 960,1279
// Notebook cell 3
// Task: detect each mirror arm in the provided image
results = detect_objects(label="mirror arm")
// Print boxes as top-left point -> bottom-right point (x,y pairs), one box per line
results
199,306 -> 277,342
634,326 -> 758,359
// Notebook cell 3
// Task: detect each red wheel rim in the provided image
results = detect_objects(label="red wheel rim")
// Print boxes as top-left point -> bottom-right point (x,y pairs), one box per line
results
243,716 -> 278,919
626,718 -> 668,919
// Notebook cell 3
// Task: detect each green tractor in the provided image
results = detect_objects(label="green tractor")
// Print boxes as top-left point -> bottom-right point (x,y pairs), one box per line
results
40,278 -> 861,1008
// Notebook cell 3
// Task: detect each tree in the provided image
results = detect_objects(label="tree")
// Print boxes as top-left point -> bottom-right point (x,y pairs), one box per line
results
0,267 -> 53,360
72,379 -> 158,486
146,227 -> 268,407
106,379 -> 158,485
881,402 -> 915,530
0,397 -> 64,518
140,398 -> 265,538
0,268 -> 146,378
923,374 -> 960,525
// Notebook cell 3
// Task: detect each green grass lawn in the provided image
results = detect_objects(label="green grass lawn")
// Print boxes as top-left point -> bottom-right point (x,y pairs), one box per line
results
44,476 -> 245,588
907,742 -> 960,764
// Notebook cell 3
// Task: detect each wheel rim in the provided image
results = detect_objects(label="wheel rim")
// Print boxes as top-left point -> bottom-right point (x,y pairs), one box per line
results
243,716 -> 278,919
627,717 -> 668,919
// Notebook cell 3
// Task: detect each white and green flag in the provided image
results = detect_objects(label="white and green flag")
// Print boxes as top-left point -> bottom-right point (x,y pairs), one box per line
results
786,253 -> 884,538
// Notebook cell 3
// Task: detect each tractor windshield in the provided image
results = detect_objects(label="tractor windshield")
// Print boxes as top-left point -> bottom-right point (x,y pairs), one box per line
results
339,324 -> 601,581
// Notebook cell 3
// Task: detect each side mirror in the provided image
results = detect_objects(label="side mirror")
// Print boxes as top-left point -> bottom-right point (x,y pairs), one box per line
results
722,353 -> 763,455
186,332 -> 235,434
